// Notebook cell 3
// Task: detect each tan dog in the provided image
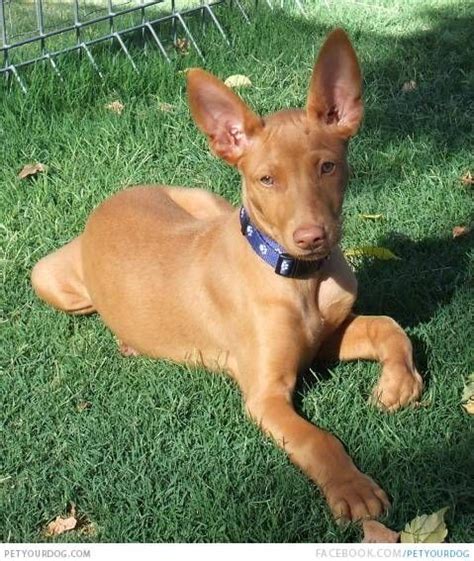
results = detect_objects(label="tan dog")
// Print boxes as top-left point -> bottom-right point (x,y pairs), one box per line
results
31,29 -> 422,522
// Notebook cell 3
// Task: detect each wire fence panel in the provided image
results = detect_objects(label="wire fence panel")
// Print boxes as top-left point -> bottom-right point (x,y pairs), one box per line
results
1,0 -> 306,92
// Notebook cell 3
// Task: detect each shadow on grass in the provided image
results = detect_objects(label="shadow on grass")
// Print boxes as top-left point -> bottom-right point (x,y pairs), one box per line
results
265,4 -> 473,161
293,230 -> 472,533
297,230 -> 471,383
391,436 -> 474,528
355,232 -> 472,326
6,2 -> 473,141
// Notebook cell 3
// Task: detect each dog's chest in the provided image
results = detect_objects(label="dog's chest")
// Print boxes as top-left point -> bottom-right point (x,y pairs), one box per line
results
299,294 -> 325,348
273,282 -> 324,353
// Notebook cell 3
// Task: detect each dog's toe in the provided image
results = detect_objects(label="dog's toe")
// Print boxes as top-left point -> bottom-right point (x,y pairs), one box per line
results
324,472 -> 390,523
371,366 -> 423,412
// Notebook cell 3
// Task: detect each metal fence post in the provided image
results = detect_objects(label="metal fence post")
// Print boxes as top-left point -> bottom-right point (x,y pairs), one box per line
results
1,0 -> 9,73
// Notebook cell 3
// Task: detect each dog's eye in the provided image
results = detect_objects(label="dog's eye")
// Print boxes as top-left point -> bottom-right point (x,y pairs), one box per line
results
260,175 -> 274,187
321,161 -> 336,175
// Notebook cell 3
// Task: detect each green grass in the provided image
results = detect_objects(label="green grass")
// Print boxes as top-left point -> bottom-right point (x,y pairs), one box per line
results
1,0 -> 473,543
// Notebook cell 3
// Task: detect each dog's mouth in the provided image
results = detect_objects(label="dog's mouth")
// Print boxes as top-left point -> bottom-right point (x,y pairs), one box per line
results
291,249 -> 330,261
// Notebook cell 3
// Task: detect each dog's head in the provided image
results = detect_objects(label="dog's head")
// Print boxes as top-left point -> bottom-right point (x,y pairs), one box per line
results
187,29 -> 362,260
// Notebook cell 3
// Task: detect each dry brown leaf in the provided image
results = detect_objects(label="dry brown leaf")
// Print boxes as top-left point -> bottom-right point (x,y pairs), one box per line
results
345,246 -> 401,260
460,171 -> 473,186
362,520 -> 400,543
402,80 -> 417,92
158,102 -> 175,113
224,74 -> 252,88
461,374 -> 474,415
452,225 -> 470,239
175,38 -> 189,55
45,515 -> 77,536
413,399 -> 432,409
462,373 -> 474,401
44,504 -> 77,537
76,400 -> 92,412
18,162 -> 46,180
79,521 -> 98,537
105,100 -> 125,114
400,507 -> 449,543
463,401 -> 474,415
359,213 -> 384,220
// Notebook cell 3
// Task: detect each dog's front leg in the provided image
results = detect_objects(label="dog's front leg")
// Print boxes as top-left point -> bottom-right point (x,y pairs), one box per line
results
241,355 -> 389,521
318,314 -> 423,411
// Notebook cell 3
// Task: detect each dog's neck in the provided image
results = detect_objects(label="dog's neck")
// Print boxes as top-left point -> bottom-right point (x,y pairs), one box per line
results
239,207 -> 327,279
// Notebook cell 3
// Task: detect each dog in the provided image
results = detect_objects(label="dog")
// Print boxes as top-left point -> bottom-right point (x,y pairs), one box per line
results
31,29 -> 423,522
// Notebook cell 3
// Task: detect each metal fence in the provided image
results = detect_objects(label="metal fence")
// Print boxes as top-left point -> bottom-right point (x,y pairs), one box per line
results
0,0 -> 306,92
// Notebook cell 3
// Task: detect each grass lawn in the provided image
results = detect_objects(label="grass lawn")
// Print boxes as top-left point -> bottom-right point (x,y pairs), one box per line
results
1,0 -> 473,544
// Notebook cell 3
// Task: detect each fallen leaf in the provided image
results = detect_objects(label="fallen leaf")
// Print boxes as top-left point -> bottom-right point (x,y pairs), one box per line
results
463,401 -> 474,415
461,374 -> 474,401
44,504 -> 77,537
359,213 -> 384,220
461,373 -> 474,415
18,162 -> 46,180
460,171 -> 473,186
452,225 -> 470,239
79,521 -> 98,537
105,100 -> 125,114
344,246 -> 401,260
76,400 -> 92,412
400,507 -> 449,543
402,80 -> 417,92
362,520 -> 400,543
158,102 -> 175,113
224,74 -> 252,88
175,38 -> 189,55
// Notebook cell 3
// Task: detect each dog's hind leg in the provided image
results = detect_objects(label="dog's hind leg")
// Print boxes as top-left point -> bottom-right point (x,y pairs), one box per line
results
162,187 -> 234,219
31,236 -> 95,315
318,314 -> 423,411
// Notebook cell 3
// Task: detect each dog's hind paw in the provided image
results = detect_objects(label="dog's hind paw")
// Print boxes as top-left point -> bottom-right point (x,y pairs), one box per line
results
118,341 -> 140,357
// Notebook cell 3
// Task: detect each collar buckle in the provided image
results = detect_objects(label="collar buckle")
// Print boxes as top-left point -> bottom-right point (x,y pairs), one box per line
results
275,253 -> 298,277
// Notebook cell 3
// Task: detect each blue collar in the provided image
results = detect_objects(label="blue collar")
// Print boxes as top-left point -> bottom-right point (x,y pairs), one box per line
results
239,207 -> 326,278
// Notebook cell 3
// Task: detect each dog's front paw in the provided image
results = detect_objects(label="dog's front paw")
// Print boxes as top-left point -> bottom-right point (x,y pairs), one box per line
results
323,471 -> 390,523
371,365 -> 423,412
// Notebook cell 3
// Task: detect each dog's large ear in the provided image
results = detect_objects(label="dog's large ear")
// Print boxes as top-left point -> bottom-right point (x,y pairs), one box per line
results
307,29 -> 363,138
187,68 -> 263,165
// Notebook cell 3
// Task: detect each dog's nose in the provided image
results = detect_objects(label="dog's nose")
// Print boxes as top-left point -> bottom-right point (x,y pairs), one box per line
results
293,225 -> 326,250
